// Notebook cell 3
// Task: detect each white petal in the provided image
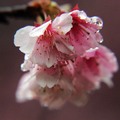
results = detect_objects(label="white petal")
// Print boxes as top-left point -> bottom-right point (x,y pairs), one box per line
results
29,20 -> 51,37
21,60 -> 33,71
52,13 -> 73,35
14,26 -> 34,46
16,73 -> 36,102
78,10 -> 88,20
37,71 -> 59,88
14,26 -> 36,54
21,55 -> 34,71
83,47 -> 99,59
102,77 -> 113,87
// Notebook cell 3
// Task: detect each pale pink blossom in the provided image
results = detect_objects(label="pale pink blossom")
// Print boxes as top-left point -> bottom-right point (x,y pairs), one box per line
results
16,44 -> 118,109
14,9 -> 103,70
14,14 -> 73,69
74,45 -> 118,89
14,7 -> 118,109
16,72 -> 37,102
16,73 -> 68,109
16,65 -> 60,102
16,61 -> 89,109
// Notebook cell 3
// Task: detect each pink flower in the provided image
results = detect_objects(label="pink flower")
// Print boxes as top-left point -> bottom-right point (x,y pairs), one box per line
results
16,44 -> 118,109
14,7 -> 118,109
14,9 -> 103,70
16,65 -> 61,103
16,62 -> 89,109
14,14 -> 73,69
74,45 -> 118,89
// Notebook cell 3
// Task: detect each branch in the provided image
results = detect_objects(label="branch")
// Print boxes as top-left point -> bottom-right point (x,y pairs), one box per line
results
0,4 -> 44,24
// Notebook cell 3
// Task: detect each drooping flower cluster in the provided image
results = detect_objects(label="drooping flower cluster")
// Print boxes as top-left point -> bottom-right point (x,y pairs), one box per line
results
14,8 -> 118,109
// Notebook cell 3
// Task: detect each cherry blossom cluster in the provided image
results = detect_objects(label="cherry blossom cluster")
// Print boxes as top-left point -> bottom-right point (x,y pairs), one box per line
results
14,8 -> 118,109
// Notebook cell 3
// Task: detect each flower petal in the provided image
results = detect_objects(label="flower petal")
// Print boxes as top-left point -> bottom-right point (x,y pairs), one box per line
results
16,73 -> 36,102
30,39 -> 58,67
36,67 -> 60,88
30,20 -> 51,37
21,55 -> 34,71
14,26 -> 36,54
52,13 -> 73,35
70,10 -> 87,20
54,36 -> 74,54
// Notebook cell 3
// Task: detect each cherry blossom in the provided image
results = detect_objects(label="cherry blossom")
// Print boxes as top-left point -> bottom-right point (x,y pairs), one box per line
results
16,62 -> 89,109
74,45 -> 118,89
14,7 -> 118,109
14,9 -> 104,70
16,44 -> 118,109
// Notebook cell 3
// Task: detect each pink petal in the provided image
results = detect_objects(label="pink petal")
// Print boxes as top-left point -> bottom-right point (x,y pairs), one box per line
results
30,38 -> 59,67
69,24 -> 99,55
54,35 -> 74,54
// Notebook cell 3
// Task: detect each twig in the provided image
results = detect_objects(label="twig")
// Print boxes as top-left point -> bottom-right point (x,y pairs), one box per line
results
0,4 -> 44,24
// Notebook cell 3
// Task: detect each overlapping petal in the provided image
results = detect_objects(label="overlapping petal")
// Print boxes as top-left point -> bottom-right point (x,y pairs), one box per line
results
14,8 -> 118,109
74,45 -> 118,88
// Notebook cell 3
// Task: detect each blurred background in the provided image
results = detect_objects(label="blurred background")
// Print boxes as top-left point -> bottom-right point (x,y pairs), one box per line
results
0,0 -> 120,120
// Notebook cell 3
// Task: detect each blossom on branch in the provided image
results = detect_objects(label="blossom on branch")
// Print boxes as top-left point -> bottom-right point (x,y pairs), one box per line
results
14,7 -> 118,109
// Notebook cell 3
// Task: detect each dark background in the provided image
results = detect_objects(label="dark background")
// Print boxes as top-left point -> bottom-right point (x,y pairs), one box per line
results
0,0 -> 120,120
